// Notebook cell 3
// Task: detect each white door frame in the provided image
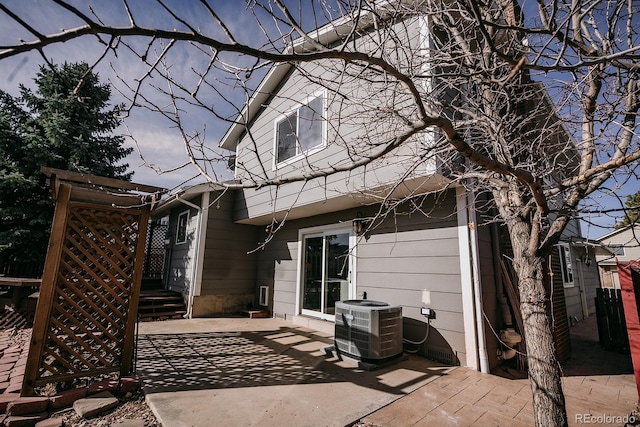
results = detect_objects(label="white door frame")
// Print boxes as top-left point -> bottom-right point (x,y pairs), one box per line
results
295,224 -> 356,321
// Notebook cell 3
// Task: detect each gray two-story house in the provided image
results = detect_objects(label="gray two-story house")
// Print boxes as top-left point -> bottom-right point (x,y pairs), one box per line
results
153,8 -> 600,373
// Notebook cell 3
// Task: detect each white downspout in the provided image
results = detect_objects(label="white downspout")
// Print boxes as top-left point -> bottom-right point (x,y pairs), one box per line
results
467,191 -> 489,374
176,194 -> 206,319
195,192 -> 209,304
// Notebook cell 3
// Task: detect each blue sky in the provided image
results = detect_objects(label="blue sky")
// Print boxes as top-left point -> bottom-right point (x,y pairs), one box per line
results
0,0 -> 338,190
0,0 -> 637,238
518,0 -> 640,237
0,1 -> 275,190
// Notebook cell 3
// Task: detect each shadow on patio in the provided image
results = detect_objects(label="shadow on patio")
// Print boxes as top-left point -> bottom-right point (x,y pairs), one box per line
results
561,314 -> 633,377
134,317 -> 637,426
136,329 -> 340,393
135,325 -> 451,395
135,318 -> 456,426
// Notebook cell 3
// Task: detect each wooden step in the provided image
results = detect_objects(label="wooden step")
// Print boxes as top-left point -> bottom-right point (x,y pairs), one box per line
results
139,289 -> 183,297
141,277 -> 164,291
138,311 -> 186,320
137,289 -> 186,321
138,303 -> 185,311
139,294 -> 184,302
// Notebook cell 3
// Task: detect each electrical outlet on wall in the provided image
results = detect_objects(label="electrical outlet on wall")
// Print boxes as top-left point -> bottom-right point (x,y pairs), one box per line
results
421,307 -> 436,319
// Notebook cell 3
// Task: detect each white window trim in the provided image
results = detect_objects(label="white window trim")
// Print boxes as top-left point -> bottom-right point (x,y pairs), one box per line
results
295,223 -> 357,321
273,89 -> 327,170
176,210 -> 189,245
558,243 -> 574,287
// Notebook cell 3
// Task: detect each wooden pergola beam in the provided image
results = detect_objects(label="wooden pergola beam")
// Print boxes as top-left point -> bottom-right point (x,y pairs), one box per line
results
40,167 -> 167,195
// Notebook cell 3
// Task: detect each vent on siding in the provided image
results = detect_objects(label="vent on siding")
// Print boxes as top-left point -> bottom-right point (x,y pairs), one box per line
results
424,348 -> 458,366
259,286 -> 269,306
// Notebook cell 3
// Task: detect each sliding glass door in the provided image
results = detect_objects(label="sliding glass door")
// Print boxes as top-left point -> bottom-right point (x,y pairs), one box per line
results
301,228 -> 353,320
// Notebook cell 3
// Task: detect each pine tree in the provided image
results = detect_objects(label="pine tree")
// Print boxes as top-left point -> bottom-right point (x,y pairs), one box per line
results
617,191 -> 640,229
0,62 -> 133,276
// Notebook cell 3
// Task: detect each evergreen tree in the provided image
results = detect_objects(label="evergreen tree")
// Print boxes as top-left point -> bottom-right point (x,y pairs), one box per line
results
0,62 -> 133,276
617,191 -> 640,229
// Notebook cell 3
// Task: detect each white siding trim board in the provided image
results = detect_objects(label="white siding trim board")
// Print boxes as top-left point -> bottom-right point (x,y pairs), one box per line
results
456,187 -> 480,371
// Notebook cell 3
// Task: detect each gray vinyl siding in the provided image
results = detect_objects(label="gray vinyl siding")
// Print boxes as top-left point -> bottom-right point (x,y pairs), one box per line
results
560,218 -> 599,322
580,261 -> 599,316
160,190 -> 260,315
200,190 -> 258,296
232,17 -> 437,223
563,252 -> 582,322
255,227 -> 300,316
165,197 -> 201,294
258,190 -> 469,365
234,106 -> 435,222
562,217 -> 581,238
563,244 -> 599,321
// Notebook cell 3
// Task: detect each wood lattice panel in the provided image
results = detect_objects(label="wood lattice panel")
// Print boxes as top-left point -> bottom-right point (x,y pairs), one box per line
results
23,182 -> 151,395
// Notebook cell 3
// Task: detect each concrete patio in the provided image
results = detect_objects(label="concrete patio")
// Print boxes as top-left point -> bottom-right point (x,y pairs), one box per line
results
136,316 -> 637,426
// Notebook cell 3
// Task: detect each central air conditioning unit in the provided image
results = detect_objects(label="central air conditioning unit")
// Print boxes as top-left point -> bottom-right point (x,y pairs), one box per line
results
334,300 -> 403,363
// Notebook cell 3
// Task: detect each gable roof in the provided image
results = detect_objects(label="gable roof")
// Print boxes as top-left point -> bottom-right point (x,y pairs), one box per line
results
218,5 -> 397,152
595,223 -> 635,242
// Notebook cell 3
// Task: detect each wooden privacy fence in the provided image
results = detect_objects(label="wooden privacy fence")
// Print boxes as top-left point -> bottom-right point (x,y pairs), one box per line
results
618,261 -> 640,401
22,168 -> 165,396
595,287 -> 628,353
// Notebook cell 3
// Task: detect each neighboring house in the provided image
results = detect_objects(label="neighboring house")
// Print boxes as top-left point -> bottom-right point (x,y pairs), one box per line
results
154,8 -> 600,372
556,235 -> 601,323
595,224 -> 640,290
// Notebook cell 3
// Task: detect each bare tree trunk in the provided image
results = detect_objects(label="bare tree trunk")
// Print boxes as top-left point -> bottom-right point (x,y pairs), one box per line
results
2,1 -> 639,424
509,219 -> 568,427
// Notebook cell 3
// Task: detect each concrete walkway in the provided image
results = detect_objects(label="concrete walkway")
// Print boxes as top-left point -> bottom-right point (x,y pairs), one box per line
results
362,316 -> 637,426
137,316 -> 637,427
137,318 -> 454,427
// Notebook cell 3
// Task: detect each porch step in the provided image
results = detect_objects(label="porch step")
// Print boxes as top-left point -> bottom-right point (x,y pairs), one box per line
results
137,290 -> 186,321
141,277 -> 164,291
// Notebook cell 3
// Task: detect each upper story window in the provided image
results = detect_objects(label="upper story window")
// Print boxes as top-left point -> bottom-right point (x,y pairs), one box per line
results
275,94 -> 325,166
558,243 -> 574,287
176,211 -> 189,245
608,244 -> 625,256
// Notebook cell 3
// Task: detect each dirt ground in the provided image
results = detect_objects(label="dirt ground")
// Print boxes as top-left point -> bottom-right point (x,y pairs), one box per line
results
1,315 -> 159,426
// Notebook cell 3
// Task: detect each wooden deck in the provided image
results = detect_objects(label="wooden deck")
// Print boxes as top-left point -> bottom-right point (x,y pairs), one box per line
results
0,278 -> 41,309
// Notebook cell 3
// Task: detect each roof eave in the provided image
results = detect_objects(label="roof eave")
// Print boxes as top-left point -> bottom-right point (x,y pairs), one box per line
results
595,224 -> 634,242
153,182 -> 226,215
218,8 -> 382,152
